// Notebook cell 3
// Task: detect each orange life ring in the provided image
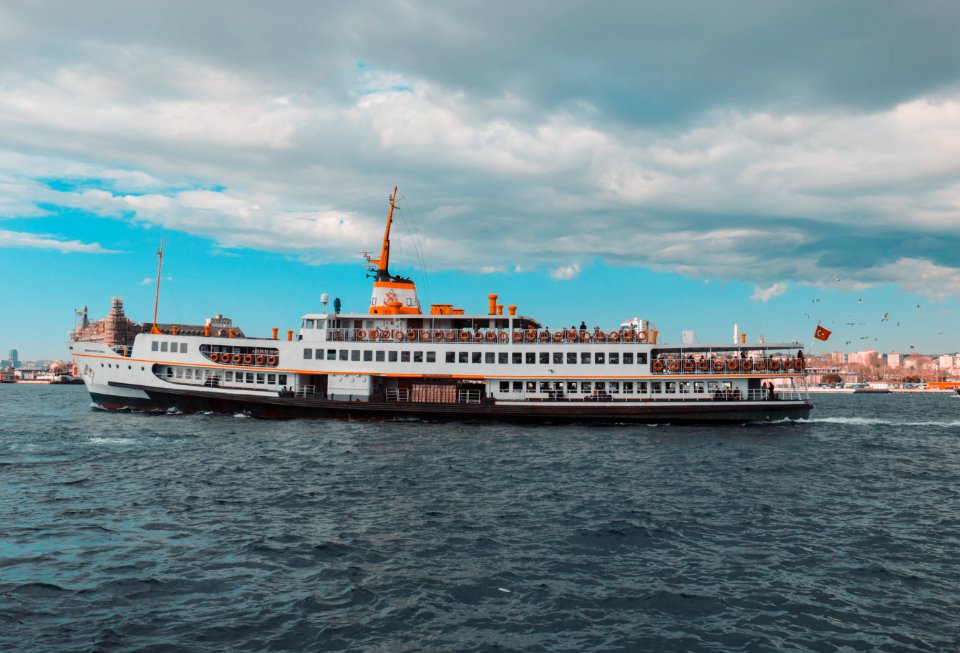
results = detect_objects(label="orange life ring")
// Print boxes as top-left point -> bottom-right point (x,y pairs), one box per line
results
369,329 -> 380,340
726,359 -> 739,372
783,359 -> 793,371
581,332 -> 592,342
395,331 -> 405,342
444,330 -> 455,341
795,358 -> 804,370
566,329 -> 577,342
459,331 -> 470,342
668,360 -> 680,373
652,360 -> 665,373
622,331 -> 634,342
485,331 -> 497,342
552,332 -> 563,342
267,355 -> 277,365
594,331 -> 606,342
356,329 -> 366,340
243,354 -> 253,365
513,331 -> 523,342
499,332 -> 508,342
769,359 -> 781,371
539,330 -> 550,342
683,360 -> 695,372
232,353 -> 241,364
609,331 -> 620,342
255,355 -> 265,365
755,360 -> 766,372
742,359 -> 753,372
697,359 -> 709,372
525,330 -> 536,342
209,352 -> 219,362
421,331 -> 432,342
406,329 -> 417,341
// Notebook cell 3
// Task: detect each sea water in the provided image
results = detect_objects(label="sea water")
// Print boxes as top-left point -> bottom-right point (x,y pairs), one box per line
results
1,385 -> 958,652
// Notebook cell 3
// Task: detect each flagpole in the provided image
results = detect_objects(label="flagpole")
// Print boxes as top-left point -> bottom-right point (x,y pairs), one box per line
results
150,238 -> 163,334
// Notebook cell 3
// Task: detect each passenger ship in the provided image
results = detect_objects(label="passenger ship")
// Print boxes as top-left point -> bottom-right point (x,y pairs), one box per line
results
70,188 -> 812,423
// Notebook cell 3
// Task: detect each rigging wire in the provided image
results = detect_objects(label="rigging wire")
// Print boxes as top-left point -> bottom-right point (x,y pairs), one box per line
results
394,192 -> 433,306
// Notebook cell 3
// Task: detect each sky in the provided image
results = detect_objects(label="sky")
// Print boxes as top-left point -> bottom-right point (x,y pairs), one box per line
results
1,1 -> 959,360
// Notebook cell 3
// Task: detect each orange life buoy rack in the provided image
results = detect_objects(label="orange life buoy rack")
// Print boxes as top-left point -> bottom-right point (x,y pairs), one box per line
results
459,331 -> 470,342
552,332 -> 563,342
421,331 -> 432,342
609,331 -> 620,342
396,331 -> 406,342
243,354 -> 253,365
652,360 -> 665,373
356,329 -> 366,341
513,331 -> 523,342
232,353 -> 241,364
369,329 -> 380,340
683,359 -> 695,372
209,352 -> 220,362
697,359 -> 709,372
581,332 -> 592,342
267,355 -> 277,366
742,359 -> 753,372
525,330 -> 536,342
795,358 -> 805,370
594,331 -> 606,342
406,329 -> 417,341
566,329 -> 578,342
486,331 -> 497,342
783,359 -> 793,371
668,360 -> 680,373
769,359 -> 781,371
755,359 -> 766,372
726,359 -> 739,372
499,331 -> 508,342
255,355 -> 265,365
713,359 -> 724,372
622,331 -> 634,342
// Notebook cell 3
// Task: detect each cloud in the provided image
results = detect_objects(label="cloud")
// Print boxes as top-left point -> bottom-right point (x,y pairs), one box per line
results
0,229 -> 119,253
0,3 -> 959,299
751,282 -> 788,302
550,262 -> 581,280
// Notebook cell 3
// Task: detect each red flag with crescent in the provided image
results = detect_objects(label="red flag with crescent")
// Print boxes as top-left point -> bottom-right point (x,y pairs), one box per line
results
814,325 -> 831,341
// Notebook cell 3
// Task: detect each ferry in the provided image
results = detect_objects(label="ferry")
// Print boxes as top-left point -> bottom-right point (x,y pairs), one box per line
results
69,188 -> 812,423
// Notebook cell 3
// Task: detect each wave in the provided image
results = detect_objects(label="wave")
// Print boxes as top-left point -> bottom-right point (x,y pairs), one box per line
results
88,437 -> 138,445
798,416 -> 960,427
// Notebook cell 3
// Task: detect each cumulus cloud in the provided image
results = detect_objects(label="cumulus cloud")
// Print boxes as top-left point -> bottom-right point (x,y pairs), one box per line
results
0,2 -> 959,298
751,282 -> 788,302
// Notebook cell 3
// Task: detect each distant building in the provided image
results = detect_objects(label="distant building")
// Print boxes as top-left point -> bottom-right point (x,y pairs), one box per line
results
887,352 -> 902,368
8,349 -> 19,369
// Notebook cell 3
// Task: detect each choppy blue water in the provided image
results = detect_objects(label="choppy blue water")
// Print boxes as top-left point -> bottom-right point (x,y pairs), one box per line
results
2,386 -> 959,652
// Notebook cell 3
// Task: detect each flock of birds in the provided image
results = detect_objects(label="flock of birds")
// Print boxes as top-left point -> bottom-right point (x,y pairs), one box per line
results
806,297 -> 942,349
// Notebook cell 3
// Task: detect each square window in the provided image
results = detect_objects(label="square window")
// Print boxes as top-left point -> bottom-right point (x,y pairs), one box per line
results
485,352 -> 495,364
567,352 -> 576,364
426,352 -> 435,363
279,374 -> 288,385
623,381 -> 634,393
401,351 -> 410,362
580,381 -> 592,393
498,352 -> 508,364
652,382 -> 662,394
175,367 -> 183,378
160,342 -> 168,352
246,373 -> 255,383
512,353 -> 522,364
525,353 -> 535,364
351,350 -> 360,361
567,381 -> 578,393
609,381 -> 620,394
339,350 -> 348,360
268,374 -> 276,384
472,352 -> 481,364
375,351 -> 385,362
315,349 -> 323,359
638,381 -> 647,393
304,348 -> 313,359
665,382 -> 677,393
388,351 -> 398,362
180,343 -> 187,353
513,381 -> 523,391
151,341 -> 158,351
363,351 -> 373,362
609,352 -> 619,364
623,352 -> 634,364
446,352 -> 455,363
224,371 -> 232,382
499,381 -> 509,392
581,352 -> 591,364
458,351 -> 468,363
326,349 -> 335,360
638,353 -> 648,364
595,352 -> 605,364
256,373 -> 265,384
539,352 -> 549,364
553,353 -> 562,364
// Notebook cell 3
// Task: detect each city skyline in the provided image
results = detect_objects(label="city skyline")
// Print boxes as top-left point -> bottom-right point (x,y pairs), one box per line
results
1,2 -> 959,359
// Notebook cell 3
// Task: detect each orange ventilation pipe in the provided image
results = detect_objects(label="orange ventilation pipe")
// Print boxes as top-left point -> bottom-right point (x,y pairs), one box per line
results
287,330 -> 293,341
497,304 -> 503,315
507,305 -> 517,316
203,324 -> 210,337
488,294 -> 498,315
272,327 -> 279,340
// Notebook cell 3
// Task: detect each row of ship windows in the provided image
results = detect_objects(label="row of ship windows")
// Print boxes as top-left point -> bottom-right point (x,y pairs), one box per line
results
164,366 -> 289,386
500,380 -> 736,394
304,348 -> 650,365
152,341 -> 188,353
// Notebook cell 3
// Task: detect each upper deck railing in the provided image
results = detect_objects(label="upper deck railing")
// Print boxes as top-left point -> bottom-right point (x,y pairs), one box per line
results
326,327 -> 657,345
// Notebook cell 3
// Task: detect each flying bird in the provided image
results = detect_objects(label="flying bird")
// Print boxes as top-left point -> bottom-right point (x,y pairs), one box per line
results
803,313 -> 810,319
858,298 -> 863,303
812,298 -> 821,303
881,313 -> 889,321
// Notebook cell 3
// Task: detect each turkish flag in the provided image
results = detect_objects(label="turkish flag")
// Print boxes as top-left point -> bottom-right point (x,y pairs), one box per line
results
814,325 -> 832,341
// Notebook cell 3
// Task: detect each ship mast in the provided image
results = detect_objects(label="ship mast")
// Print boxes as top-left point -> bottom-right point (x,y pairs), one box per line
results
150,238 -> 163,334
366,186 -> 398,281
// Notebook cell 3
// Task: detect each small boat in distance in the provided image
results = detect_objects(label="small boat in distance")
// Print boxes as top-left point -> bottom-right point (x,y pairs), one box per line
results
69,187 -> 812,424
